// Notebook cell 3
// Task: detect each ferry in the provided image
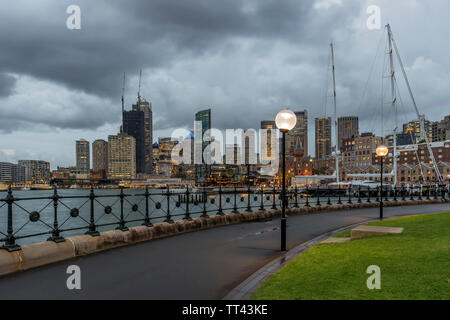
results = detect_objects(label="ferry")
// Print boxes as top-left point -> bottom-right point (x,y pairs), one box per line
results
30,184 -> 53,190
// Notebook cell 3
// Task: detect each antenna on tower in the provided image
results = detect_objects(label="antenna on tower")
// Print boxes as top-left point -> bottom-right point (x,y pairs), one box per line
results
137,69 -> 142,106
121,72 -> 126,113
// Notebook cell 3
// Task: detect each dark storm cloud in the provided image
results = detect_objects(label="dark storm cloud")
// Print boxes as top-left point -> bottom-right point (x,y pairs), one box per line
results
0,73 -> 16,96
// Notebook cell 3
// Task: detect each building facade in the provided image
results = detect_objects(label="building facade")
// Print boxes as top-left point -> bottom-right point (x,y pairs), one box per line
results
131,99 -> 153,174
315,116 -> 331,160
287,110 -> 308,158
123,108 -> 145,174
108,132 -> 136,180
338,116 -> 359,151
0,162 -> 25,183
92,139 -> 108,178
18,160 -> 50,183
76,139 -> 90,174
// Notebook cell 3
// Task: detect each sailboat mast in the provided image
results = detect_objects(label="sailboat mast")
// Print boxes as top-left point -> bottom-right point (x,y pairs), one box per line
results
330,42 -> 340,184
388,24 -> 443,184
387,24 -> 398,186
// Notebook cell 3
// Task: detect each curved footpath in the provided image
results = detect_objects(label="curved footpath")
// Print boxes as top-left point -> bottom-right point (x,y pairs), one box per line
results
0,202 -> 448,299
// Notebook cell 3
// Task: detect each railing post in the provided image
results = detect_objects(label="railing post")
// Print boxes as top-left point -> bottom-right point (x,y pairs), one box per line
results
410,186 -> 414,201
272,186 -> 277,210
418,185 -> 423,201
117,186 -> 129,231
393,186 -> 397,201
217,186 -> 224,216
367,186 -> 371,203
246,184 -> 252,212
143,186 -> 152,227
164,185 -> 174,223
48,186 -> 65,242
1,187 -> 21,252
441,185 -> 445,200
384,186 -> 389,202
347,186 -> 352,204
86,186 -> 100,236
316,186 -> 321,206
294,186 -> 299,208
259,187 -> 265,211
201,187 -> 209,218
327,188 -> 331,205
184,187 -> 192,220
357,186 -> 362,203
426,185 -> 430,200
337,187 -> 343,205
232,186 -> 239,213
434,183 -> 438,200
305,186 -> 310,207
375,186 -> 380,202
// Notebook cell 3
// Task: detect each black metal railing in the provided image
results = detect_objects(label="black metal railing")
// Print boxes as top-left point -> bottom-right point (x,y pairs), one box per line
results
0,183 -> 448,250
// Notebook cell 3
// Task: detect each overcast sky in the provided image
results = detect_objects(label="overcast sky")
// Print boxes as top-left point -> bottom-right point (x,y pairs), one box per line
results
0,0 -> 449,169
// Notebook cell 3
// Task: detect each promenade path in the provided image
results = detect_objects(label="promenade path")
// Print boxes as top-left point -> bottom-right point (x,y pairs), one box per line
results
0,203 -> 448,299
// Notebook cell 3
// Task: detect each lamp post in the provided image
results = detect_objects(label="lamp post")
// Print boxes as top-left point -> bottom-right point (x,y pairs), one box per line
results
275,109 -> 297,251
376,145 -> 388,221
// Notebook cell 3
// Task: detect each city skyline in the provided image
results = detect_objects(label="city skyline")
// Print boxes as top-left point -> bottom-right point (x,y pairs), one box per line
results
1,1 -> 450,169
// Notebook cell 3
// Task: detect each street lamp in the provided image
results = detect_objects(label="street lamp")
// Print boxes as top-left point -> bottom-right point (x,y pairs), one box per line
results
376,145 -> 388,220
275,109 -> 297,251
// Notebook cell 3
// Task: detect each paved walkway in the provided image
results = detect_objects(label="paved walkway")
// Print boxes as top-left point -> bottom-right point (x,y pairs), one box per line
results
0,203 -> 448,299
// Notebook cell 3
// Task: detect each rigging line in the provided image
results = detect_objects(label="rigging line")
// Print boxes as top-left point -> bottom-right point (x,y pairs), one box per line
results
355,31 -> 384,120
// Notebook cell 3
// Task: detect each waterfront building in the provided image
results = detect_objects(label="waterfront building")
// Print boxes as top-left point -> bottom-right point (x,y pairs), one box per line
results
123,107 -> 146,174
107,132 -> 136,180
17,160 -> 50,183
92,139 -> 108,178
315,116 -> 332,160
131,99 -> 153,174
76,139 -> 90,174
287,110 -> 308,158
0,162 -> 25,183
337,116 -> 359,151
402,116 -> 433,143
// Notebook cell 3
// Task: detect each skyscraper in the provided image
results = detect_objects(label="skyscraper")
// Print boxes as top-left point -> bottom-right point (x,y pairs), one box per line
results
195,109 -> 211,150
76,139 -> 90,174
195,109 -> 212,184
123,108 -> 146,173
287,110 -> 308,158
261,120 -> 277,163
108,132 -> 136,180
92,139 -> 108,177
315,117 -> 332,160
132,99 -> 153,173
338,116 -> 359,151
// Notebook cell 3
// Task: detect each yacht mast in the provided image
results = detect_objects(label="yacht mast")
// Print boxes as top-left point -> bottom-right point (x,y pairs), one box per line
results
387,24 -> 443,183
331,42 -> 340,184
387,24 -> 398,186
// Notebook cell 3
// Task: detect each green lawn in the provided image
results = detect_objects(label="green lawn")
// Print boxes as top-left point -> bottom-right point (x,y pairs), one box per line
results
251,212 -> 450,300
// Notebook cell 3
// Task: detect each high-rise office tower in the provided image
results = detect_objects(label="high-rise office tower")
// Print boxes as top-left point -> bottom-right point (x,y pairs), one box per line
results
92,139 -> 108,177
195,109 -> 212,184
76,139 -> 90,174
260,120 -> 277,163
123,107 -> 146,174
132,99 -> 153,174
338,116 -> 359,151
107,132 -> 136,180
315,117 -> 332,160
287,110 -> 308,158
